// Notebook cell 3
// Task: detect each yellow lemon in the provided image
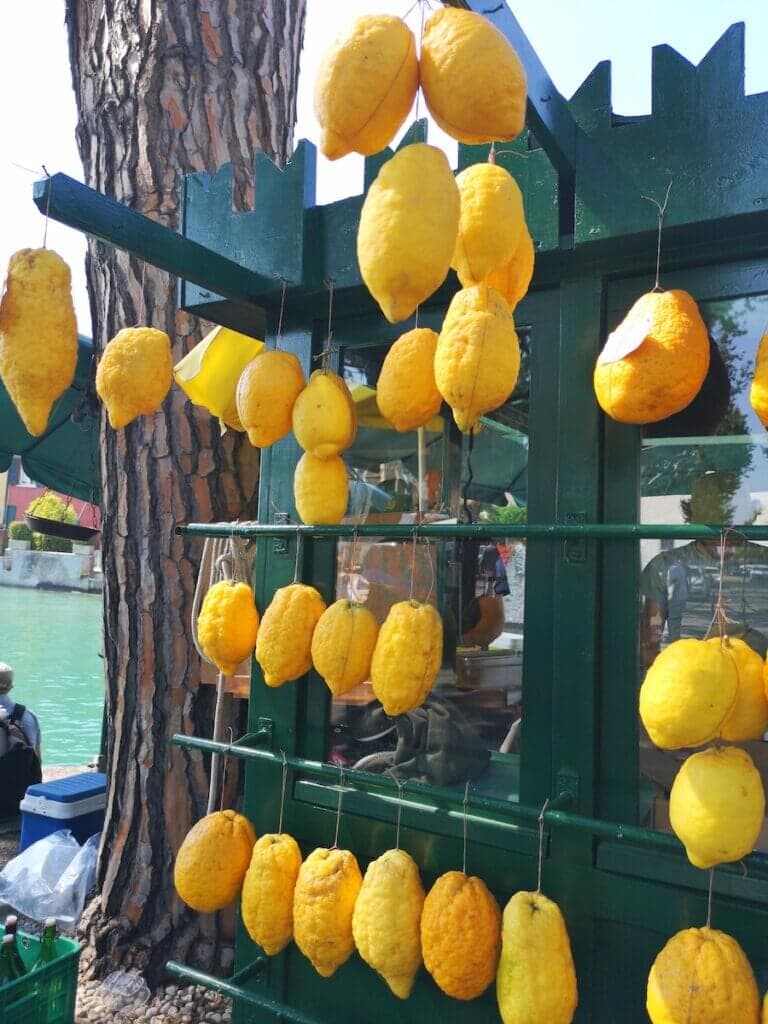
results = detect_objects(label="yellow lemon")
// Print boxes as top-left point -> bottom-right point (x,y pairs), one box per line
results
497,891 -> 578,1024
669,745 -> 765,869
236,350 -> 305,448
352,848 -> 425,999
639,638 -> 738,750
241,833 -> 302,956
293,452 -> 348,525
96,327 -> 173,430
0,249 -> 78,437
751,332 -> 768,428
371,600 -> 443,716
376,328 -> 442,433
314,15 -> 418,160
255,583 -> 326,688
452,163 -> 525,286
421,870 -> 501,1001
358,143 -> 460,323
420,7 -> 527,145
292,370 -> 356,458
435,284 -> 520,434
311,599 -> 379,697
197,580 -> 259,677
486,228 -> 535,310
174,810 -> 256,913
594,289 -> 710,424
647,927 -> 759,1024
708,637 -> 768,741
293,848 -> 363,978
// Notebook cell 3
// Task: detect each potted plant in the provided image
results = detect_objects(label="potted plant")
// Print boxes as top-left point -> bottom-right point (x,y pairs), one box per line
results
8,520 -> 33,551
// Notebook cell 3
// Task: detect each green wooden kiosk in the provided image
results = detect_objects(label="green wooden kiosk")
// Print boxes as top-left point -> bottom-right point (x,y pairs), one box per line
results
35,2 -> 768,1020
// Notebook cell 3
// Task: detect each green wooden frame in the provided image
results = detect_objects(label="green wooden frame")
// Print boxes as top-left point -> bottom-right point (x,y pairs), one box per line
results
33,6 -> 768,1021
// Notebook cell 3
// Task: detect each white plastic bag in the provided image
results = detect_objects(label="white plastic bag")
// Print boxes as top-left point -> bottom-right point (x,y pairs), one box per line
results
0,829 -> 98,925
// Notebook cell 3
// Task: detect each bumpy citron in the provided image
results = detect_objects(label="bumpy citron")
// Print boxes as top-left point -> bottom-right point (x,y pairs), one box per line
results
314,15 -> 418,160
352,848 -> 425,999
420,7 -> 527,145
236,350 -> 305,448
421,870 -> 501,1001
357,143 -> 460,323
647,927 -> 759,1024
197,580 -> 260,677
709,637 -> 768,742
311,599 -> 379,697
435,284 -> 520,433
0,248 -> 78,437
173,325 -> 262,431
594,289 -> 709,424
639,638 -> 738,750
292,370 -> 356,457
750,332 -> 768,428
293,848 -> 363,978
255,584 -> 326,687
174,810 -> 256,912
452,163 -> 525,286
241,833 -> 302,956
294,452 -> 348,525
763,990 -> 768,1024
376,328 -> 442,432
96,327 -> 173,429
497,891 -> 578,1024
670,745 -> 765,869
486,228 -> 535,310
371,600 -> 443,716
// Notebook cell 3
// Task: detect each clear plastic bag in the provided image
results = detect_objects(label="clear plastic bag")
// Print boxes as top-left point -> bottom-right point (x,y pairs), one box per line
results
0,828 -> 99,925
98,971 -> 151,1014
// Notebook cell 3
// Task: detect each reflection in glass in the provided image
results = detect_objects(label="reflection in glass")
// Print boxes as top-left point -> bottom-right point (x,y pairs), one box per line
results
327,336 -> 530,796
639,295 -> 768,844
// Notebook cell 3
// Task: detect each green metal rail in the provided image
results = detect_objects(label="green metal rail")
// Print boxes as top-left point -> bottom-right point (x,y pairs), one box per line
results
170,732 -> 768,872
176,521 -> 768,541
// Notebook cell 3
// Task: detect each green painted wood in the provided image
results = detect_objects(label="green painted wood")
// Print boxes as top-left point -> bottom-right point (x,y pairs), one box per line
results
32,173 -> 267,339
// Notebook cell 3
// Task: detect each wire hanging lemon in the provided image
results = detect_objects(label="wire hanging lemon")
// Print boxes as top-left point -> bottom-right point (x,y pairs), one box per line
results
0,248 -> 78,437
376,328 -> 443,433
236,350 -> 305,448
292,370 -> 356,458
255,583 -> 326,688
197,580 -> 259,677
370,600 -> 443,716
241,833 -> 302,956
311,599 -> 379,697
174,810 -> 256,912
452,162 -> 525,287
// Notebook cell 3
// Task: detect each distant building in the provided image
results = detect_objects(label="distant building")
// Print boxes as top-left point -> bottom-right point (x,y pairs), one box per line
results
1,455 -> 100,532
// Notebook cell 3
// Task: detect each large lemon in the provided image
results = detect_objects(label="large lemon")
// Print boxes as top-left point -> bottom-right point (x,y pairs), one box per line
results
709,636 -> 768,741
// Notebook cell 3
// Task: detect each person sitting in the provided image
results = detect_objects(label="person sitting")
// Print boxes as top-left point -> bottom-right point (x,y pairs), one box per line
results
0,662 -> 42,818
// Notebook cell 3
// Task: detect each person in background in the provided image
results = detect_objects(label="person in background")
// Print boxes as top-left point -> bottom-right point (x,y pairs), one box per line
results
0,662 -> 42,818
664,559 -> 689,642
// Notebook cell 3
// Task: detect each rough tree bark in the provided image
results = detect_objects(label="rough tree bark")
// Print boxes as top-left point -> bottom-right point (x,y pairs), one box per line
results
64,0 -> 305,981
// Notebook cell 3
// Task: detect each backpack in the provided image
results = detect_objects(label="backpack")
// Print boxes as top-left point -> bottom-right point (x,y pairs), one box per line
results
0,704 -> 42,818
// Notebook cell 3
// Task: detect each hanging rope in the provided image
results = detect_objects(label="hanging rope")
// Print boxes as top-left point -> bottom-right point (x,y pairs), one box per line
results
536,797 -> 550,894
332,766 -> 345,849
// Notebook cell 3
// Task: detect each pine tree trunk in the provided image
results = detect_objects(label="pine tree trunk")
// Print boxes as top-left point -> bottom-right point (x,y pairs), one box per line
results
64,0 -> 305,982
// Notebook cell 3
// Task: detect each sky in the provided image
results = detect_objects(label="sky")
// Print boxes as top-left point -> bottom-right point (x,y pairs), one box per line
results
1,0 -> 767,336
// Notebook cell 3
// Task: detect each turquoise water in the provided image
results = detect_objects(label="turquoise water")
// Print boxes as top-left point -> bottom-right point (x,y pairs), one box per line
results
0,587 -> 104,765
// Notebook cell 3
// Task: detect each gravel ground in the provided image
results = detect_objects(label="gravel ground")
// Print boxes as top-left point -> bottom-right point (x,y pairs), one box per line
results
1,767 -> 234,1024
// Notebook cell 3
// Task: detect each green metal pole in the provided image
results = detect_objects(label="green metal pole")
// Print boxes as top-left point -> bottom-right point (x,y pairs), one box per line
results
166,961 -> 321,1023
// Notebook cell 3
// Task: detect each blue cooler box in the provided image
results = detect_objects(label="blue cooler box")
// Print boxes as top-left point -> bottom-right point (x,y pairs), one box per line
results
19,772 -> 107,851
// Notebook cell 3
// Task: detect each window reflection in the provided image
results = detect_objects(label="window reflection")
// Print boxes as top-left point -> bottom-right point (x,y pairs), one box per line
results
328,336 -> 530,794
639,295 -> 768,839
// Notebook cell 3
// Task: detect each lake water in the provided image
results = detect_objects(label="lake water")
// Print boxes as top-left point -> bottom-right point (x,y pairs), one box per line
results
0,587 -> 104,765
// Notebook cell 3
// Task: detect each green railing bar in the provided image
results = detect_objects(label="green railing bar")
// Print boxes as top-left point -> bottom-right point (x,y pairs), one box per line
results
32,174 -> 268,336
176,521 -> 768,541
166,961 -> 321,1023
172,732 -> 571,823
172,732 -> 768,873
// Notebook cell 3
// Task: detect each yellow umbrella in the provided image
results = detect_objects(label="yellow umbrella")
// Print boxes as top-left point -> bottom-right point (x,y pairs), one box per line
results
174,325 -> 263,432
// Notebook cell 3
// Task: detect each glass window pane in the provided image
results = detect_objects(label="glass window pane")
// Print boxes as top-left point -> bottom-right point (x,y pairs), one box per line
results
327,334 -> 530,797
638,294 -> 768,845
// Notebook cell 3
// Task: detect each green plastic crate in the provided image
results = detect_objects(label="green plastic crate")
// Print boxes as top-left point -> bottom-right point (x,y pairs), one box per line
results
0,927 -> 81,1024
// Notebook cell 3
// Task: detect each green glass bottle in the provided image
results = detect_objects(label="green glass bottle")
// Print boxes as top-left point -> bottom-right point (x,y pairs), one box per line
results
3,916 -> 26,977
30,919 -> 57,972
0,934 -> 22,984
